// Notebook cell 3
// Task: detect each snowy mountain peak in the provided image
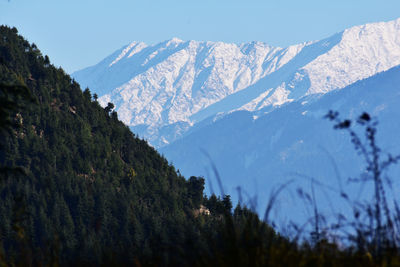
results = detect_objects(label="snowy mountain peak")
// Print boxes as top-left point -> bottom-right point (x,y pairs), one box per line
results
73,18 -> 400,147
109,41 -> 148,67
166,37 -> 184,44
303,18 -> 400,95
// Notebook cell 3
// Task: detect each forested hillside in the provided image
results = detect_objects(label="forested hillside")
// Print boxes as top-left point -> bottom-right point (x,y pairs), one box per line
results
3,25 -> 400,266
0,26 -> 281,265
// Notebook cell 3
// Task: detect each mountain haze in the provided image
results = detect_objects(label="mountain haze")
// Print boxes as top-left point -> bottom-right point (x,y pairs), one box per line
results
160,65 -> 400,221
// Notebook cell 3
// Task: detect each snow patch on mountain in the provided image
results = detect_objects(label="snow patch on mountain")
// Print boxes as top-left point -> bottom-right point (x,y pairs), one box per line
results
80,39 -> 303,128
304,18 -> 400,95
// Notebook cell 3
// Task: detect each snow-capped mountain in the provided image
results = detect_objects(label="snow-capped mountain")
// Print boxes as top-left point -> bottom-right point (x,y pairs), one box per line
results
73,18 -> 400,147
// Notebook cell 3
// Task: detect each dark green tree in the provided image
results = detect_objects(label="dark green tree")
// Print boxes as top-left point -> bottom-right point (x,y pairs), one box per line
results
104,102 -> 114,114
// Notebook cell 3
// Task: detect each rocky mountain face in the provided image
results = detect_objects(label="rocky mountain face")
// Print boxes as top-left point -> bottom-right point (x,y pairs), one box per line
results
73,18 -> 400,147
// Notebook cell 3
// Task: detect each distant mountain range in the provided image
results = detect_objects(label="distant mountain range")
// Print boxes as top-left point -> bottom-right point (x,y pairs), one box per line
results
73,18 -> 400,148
73,18 -> 400,222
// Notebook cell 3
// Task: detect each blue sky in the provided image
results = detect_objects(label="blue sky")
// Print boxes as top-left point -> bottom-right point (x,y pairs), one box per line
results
1,0 -> 399,73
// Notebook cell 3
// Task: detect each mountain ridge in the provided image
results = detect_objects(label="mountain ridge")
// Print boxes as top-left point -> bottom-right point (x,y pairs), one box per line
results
73,18 -> 400,147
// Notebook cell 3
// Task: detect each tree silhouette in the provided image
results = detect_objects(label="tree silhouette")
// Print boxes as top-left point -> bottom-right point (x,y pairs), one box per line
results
104,102 -> 114,114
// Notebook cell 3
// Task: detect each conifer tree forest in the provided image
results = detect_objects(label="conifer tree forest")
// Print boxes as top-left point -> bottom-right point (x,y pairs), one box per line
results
1,26 -> 400,266
0,26 -> 284,266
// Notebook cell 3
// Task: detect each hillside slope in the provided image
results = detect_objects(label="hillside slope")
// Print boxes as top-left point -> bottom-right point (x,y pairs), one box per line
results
0,26 -> 281,266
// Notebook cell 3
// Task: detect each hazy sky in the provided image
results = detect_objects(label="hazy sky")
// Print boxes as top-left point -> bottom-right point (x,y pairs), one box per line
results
1,0 -> 399,73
